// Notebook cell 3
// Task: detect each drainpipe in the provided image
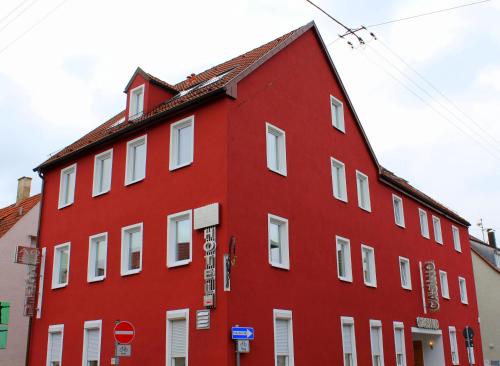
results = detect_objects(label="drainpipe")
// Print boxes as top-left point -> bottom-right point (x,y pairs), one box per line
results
25,170 -> 45,366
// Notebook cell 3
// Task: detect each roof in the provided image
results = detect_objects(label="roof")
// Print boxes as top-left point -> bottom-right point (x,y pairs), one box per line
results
32,21 -> 468,226
380,167 -> 470,226
470,235 -> 500,274
0,194 -> 41,239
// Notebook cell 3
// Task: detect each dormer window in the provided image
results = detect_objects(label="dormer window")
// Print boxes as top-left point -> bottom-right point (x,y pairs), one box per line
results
129,85 -> 145,119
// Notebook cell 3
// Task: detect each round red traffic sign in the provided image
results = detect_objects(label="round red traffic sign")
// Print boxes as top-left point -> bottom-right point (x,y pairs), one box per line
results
114,321 -> 135,344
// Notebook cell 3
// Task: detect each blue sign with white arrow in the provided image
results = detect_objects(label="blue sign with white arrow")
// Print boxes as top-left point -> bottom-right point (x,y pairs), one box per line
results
232,326 -> 255,340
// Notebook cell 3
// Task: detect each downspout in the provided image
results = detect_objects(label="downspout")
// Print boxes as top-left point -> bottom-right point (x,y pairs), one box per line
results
25,170 -> 45,366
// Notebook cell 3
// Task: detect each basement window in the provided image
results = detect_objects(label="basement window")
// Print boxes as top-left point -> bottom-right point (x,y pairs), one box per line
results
129,84 -> 144,119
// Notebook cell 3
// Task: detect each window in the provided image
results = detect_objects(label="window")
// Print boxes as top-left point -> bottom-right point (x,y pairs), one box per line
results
418,209 -> 430,239
266,123 -> 287,176
495,251 -> 500,268
439,270 -> 449,299
47,324 -> 64,366
341,317 -> 357,366
336,236 -> 352,282
449,326 -> 459,365
170,116 -> 194,171
361,245 -> 377,287
58,164 -> 76,209
82,320 -> 101,366
331,95 -> 345,132
167,210 -> 192,267
87,233 -> 107,282
52,243 -> 70,289
459,277 -> 468,304
121,223 -> 143,276
399,257 -> 411,290
393,322 -> 406,366
166,309 -> 189,366
274,309 -> 294,366
392,195 -> 405,227
268,214 -> 290,270
356,171 -> 371,212
92,150 -> 113,196
452,226 -> 461,252
331,158 -> 347,202
0,301 -> 10,349
370,320 -> 384,366
129,84 -> 144,119
432,216 -> 443,244
125,135 -> 147,185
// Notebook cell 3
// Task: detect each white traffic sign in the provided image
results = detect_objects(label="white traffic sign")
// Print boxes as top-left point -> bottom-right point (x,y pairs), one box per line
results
116,344 -> 131,357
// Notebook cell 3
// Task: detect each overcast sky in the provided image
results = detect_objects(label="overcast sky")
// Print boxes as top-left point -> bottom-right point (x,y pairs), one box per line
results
0,0 -> 498,239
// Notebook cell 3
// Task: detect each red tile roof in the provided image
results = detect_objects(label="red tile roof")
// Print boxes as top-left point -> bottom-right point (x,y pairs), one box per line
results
0,194 -> 41,239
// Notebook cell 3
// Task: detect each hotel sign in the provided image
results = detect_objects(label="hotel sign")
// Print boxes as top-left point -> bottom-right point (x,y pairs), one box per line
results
423,261 -> 440,312
416,317 -> 440,330
14,246 -> 40,317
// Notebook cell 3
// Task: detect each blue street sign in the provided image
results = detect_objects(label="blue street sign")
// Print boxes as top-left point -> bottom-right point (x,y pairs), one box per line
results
232,326 -> 255,340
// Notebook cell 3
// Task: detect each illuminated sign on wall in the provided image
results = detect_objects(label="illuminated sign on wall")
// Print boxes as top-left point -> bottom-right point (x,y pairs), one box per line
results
416,317 -> 440,330
423,261 -> 440,312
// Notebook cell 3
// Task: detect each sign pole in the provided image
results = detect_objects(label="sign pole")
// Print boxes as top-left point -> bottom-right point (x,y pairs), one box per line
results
115,320 -> 120,365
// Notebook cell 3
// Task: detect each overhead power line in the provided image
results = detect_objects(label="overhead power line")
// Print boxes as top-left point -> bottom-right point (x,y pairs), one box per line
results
366,0 -> 492,28
0,0 -> 32,24
0,0 -> 41,34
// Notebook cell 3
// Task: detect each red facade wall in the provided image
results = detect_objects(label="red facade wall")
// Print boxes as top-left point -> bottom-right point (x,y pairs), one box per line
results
28,27 -> 482,366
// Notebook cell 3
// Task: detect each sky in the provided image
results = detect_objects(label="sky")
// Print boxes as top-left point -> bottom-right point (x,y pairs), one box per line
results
0,0 -> 498,239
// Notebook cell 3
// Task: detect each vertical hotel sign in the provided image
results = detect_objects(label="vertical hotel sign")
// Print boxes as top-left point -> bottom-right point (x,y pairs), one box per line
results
14,246 -> 41,317
194,203 -> 220,309
423,261 -> 440,312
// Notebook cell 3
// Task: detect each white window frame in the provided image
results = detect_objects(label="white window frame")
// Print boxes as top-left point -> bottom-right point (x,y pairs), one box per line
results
169,116 -> 195,171
393,322 -> 407,366
58,164 -> 77,209
495,251 -> 500,268
82,320 -> 102,366
432,216 -> 443,244
399,257 -> 411,290
125,135 -> 147,185
265,122 -> 287,176
459,277 -> 468,304
120,223 -> 143,276
392,194 -> 405,227
369,319 -> 385,366
418,209 -> 430,239
167,210 -> 193,268
46,324 -> 64,366
87,233 -> 107,283
439,270 -> 450,299
331,157 -> 347,202
361,244 -> 377,287
268,214 -> 290,270
449,326 -> 459,365
356,170 -> 371,212
330,95 -> 345,132
467,346 -> 475,364
92,149 -> 113,197
128,84 -> 144,119
336,236 -> 353,282
52,242 -> 71,289
273,309 -> 295,366
166,308 -> 189,366
341,316 -> 357,366
452,226 -> 462,252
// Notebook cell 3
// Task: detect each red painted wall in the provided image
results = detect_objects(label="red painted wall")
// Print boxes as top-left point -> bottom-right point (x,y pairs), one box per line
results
28,98 -> 233,366
226,29 -> 483,365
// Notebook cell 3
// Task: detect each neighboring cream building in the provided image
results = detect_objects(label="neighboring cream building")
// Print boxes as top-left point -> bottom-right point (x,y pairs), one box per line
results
0,178 -> 40,366
470,234 -> 500,366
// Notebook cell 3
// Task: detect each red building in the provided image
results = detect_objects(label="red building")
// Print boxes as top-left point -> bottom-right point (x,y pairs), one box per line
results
28,22 -> 482,366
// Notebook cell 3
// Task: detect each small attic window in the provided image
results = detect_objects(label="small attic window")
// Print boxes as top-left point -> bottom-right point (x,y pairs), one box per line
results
109,117 -> 126,129
129,84 -> 145,120
178,69 -> 233,97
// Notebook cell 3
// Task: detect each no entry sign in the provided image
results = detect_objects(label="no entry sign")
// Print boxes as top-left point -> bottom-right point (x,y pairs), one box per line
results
114,321 -> 135,344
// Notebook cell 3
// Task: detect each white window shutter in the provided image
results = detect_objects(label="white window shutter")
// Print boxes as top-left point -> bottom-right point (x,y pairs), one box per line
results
371,327 -> 380,354
275,319 -> 289,356
343,324 -> 353,353
171,319 -> 187,358
395,329 -> 403,353
86,328 -> 100,361
50,332 -> 62,361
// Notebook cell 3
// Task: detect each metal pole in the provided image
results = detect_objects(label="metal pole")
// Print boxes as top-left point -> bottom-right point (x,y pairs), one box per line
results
115,320 -> 120,365
236,345 -> 240,366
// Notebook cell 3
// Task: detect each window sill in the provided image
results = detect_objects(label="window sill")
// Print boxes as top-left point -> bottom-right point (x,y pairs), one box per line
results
58,202 -> 74,210
167,259 -> 192,268
395,223 -> 406,229
88,276 -> 106,283
270,262 -> 290,270
402,286 -> 412,291
454,248 -> 462,253
461,301 -> 469,305
51,283 -> 68,290
267,167 -> 287,177
436,240 -> 444,245
128,112 -> 143,121
124,177 -> 145,186
332,124 -> 346,133
334,196 -> 348,203
364,282 -> 377,288
422,235 -> 430,240
92,189 -> 110,198
358,205 -> 372,213
121,269 -> 141,276
169,161 -> 193,172
338,276 -> 353,283
442,296 -> 450,300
